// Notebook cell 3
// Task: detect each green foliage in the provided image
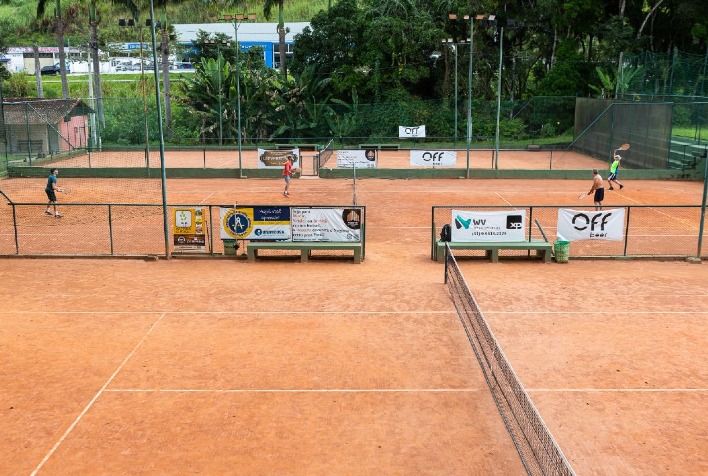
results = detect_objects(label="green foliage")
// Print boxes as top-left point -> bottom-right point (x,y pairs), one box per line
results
534,41 -> 592,97
3,72 -> 31,97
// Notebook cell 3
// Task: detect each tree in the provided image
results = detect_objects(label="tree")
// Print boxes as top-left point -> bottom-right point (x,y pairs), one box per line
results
36,0 -> 68,98
263,0 -> 288,77
88,0 -> 139,130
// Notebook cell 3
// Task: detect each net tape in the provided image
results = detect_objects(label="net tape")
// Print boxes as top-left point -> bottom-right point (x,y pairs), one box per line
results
444,246 -> 575,476
318,139 -> 335,167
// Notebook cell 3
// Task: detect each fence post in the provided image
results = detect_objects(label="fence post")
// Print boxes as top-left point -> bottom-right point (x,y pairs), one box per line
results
108,204 -> 114,255
11,204 -> 19,254
623,206 -> 631,256
209,205 -> 214,254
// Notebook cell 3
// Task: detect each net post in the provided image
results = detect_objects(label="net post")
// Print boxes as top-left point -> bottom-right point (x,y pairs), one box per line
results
108,204 -> 114,255
443,243 -> 449,283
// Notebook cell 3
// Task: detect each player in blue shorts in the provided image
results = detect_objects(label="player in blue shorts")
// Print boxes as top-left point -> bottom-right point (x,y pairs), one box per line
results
608,153 -> 624,191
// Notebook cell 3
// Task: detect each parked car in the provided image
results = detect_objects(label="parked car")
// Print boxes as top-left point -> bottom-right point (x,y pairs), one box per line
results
40,64 -> 61,75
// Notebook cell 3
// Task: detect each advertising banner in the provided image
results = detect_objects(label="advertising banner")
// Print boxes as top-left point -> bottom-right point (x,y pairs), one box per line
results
257,148 -> 300,169
450,209 -> 526,242
291,208 -> 362,242
173,207 -> 206,251
557,208 -> 625,241
336,149 -> 377,169
410,150 -> 457,167
398,125 -> 426,138
220,206 -> 291,240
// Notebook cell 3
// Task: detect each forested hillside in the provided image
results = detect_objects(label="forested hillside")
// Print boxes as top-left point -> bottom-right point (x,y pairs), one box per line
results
1,0 -> 706,145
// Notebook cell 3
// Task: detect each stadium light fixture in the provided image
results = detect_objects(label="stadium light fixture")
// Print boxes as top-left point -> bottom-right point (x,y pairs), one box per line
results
213,12 -> 257,178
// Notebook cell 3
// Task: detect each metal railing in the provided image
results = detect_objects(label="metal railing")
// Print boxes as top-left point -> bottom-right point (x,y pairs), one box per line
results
432,205 -> 708,260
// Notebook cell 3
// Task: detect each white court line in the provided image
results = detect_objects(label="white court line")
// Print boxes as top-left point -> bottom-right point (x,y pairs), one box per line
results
528,388 -> 707,393
30,312 -> 166,476
485,310 -> 708,314
198,191 -> 216,204
613,194 -> 699,229
495,192 -> 513,206
103,387 -> 708,393
104,388 -> 483,393
0,310 -> 456,315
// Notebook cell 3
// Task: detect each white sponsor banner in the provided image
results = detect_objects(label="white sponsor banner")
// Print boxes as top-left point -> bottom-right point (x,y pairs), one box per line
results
399,125 -> 426,138
557,208 -> 625,241
219,206 -> 291,240
291,208 -> 362,242
257,148 -> 300,169
410,150 -> 457,167
336,149 -> 377,169
451,210 -> 526,242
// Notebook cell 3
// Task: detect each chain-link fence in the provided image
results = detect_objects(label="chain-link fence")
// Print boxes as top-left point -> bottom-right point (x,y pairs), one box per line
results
431,205 -> 707,261
621,50 -> 708,99
0,199 -> 367,259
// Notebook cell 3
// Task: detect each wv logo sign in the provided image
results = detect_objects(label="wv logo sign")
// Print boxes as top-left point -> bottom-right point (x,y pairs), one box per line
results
455,215 -> 486,229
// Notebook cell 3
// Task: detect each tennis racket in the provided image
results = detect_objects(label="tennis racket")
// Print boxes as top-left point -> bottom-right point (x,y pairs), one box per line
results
578,192 -> 589,199
60,188 -> 72,195
617,143 -> 630,151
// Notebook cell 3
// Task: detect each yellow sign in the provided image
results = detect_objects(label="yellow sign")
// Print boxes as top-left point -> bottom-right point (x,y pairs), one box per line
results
173,208 -> 206,251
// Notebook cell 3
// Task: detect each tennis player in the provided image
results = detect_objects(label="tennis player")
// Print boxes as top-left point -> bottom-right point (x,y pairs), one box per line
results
44,168 -> 63,218
282,156 -> 294,197
608,153 -> 624,190
588,169 -> 605,211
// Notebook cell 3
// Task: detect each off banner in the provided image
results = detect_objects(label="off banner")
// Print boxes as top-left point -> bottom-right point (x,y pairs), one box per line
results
291,208 -> 362,242
557,208 -> 625,241
410,150 -> 456,167
399,125 -> 426,138
220,206 -> 291,240
257,148 -> 300,169
173,207 -> 206,251
336,150 -> 377,168
451,209 -> 526,242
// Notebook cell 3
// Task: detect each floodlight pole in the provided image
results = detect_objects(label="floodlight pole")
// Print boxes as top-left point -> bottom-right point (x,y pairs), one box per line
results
466,17 -> 474,179
214,13 -> 255,178
235,18 -> 243,176
494,27 -> 503,170
148,0 -> 171,259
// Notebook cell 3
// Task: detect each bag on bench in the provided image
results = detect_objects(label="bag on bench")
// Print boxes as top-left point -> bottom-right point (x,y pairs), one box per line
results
440,224 -> 452,242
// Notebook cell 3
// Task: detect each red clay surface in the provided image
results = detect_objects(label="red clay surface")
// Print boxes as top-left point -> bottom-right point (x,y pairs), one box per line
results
50,148 -> 602,170
0,177 -> 707,474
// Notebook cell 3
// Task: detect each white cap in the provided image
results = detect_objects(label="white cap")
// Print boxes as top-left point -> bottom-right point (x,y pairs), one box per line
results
614,154 -> 621,160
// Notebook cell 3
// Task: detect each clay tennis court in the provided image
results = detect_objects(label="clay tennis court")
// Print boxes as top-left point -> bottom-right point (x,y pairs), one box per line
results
1,177 -> 706,474
48,147 -> 602,170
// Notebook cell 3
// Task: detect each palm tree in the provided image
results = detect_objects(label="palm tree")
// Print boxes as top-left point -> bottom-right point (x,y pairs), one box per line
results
263,0 -> 287,77
36,0 -> 69,98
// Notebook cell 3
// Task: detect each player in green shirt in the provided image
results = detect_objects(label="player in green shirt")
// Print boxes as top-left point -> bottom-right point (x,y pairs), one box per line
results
608,154 -> 624,191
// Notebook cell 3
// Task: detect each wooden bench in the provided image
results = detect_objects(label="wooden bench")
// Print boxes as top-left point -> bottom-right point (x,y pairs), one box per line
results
359,144 -> 400,150
435,240 -> 552,263
247,241 -> 363,263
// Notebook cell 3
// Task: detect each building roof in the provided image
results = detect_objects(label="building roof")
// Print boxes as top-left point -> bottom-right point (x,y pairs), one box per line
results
1,98 -> 93,125
173,22 -> 310,44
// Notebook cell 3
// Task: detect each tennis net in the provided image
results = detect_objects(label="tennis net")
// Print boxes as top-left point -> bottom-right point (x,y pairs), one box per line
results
444,245 -> 575,476
318,139 -> 335,168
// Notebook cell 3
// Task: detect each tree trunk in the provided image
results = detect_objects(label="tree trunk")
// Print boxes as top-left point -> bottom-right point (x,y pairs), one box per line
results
637,0 -> 665,40
55,0 -> 69,98
161,27 -> 172,139
33,45 -> 43,98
